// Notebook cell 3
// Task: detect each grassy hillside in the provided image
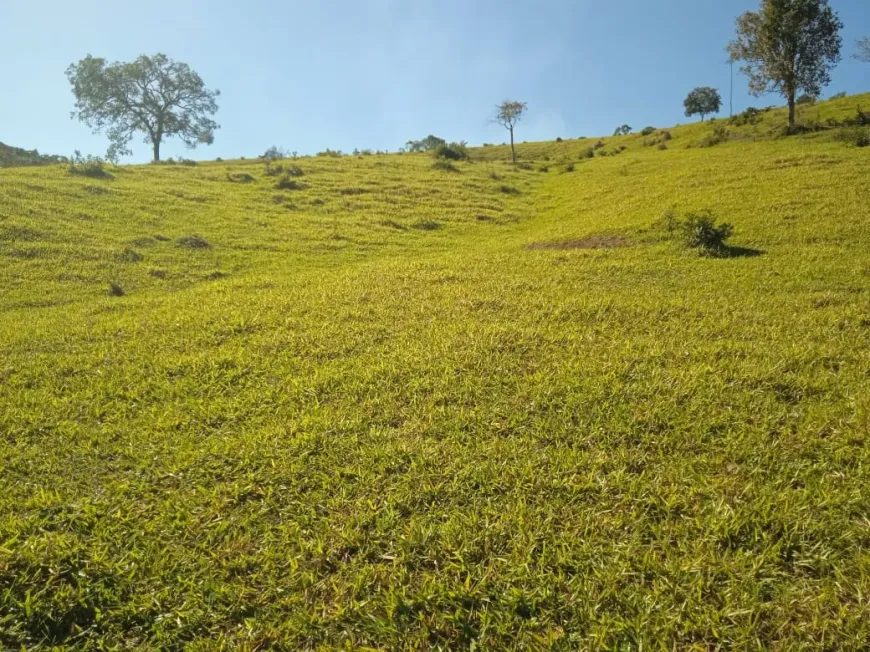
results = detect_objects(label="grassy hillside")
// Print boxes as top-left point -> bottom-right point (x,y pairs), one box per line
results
1,95 -> 869,649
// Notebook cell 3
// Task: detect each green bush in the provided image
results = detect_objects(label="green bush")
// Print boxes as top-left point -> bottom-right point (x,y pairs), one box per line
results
640,126 -> 657,136
728,107 -> 761,127
699,125 -> 729,148
835,126 -> 870,148
67,153 -> 107,178
581,148 -> 594,159
680,211 -> 734,254
562,163 -> 575,173
432,142 -> 468,161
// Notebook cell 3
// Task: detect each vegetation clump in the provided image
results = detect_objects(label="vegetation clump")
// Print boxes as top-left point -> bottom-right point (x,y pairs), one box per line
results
176,234 -> 211,249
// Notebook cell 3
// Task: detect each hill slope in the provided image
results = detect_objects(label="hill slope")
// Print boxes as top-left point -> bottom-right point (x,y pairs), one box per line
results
1,96 -> 869,649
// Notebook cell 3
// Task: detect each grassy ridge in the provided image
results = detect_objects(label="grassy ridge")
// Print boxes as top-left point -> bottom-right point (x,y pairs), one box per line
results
1,95 -> 870,648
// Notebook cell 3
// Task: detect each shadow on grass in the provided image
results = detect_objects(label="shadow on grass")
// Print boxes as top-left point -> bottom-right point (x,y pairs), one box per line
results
706,245 -> 765,258
722,245 -> 764,258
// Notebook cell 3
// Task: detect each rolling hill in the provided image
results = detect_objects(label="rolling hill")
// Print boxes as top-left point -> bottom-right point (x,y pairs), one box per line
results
1,94 -> 869,649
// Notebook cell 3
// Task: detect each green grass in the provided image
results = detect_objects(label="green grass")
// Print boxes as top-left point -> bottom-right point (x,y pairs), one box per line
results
2,94 -> 870,649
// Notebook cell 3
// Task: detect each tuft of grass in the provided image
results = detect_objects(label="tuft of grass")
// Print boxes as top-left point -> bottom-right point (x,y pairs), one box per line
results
275,175 -> 305,190
176,234 -> 211,249
432,158 -> 459,172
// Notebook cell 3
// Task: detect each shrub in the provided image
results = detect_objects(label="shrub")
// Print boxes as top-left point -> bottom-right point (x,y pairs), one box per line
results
658,143 -> 668,151
489,171 -> 502,180
830,91 -> 847,100
67,154 -> 107,178
227,172 -> 255,183
432,142 -> 468,161
264,161 -> 283,177
176,234 -> 211,249
275,175 -> 305,190
680,211 -> 733,253
537,165 -> 549,173
179,158 -> 197,166
215,157 -> 223,162
613,125 -> 632,136
699,125 -> 729,148
107,283 -> 125,297
593,140 -> 605,150
796,93 -> 817,105
412,219 -> 441,230
835,126 -> 870,148
562,163 -> 575,173
499,184 -> 520,194
661,131 -> 672,141
261,146 -> 285,160
317,149 -> 342,158
640,126 -> 656,136
432,158 -> 459,172
516,162 -> 533,170
284,164 -> 304,177
581,148 -> 595,159
556,137 -> 563,142
729,107 -> 761,127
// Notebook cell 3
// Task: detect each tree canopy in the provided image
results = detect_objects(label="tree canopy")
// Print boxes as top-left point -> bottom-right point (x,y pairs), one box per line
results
66,53 -> 220,162
613,125 -> 633,136
727,0 -> 842,128
855,37 -> 870,63
405,135 -> 446,153
495,101 -> 527,164
683,88 -> 722,121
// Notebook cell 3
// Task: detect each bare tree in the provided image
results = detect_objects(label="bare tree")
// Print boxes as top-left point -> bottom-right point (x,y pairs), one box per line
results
494,101 -> 527,164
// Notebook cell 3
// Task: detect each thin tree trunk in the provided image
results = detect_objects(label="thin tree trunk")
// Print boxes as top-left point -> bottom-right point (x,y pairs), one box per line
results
153,140 -> 161,162
510,127 -> 516,164
788,87 -> 796,129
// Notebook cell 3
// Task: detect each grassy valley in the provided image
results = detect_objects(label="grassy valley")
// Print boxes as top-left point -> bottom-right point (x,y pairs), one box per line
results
1,95 -> 870,648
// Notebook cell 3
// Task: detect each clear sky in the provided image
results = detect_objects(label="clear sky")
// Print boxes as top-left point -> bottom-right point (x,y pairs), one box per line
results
2,0 -> 869,162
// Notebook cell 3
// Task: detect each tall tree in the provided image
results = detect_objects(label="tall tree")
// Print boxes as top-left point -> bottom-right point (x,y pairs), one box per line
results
66,54 -> 220,162
683,87 -> 722,121
727,0 -> 842,129
855,37 -> 870,63
494,101 -> 527,164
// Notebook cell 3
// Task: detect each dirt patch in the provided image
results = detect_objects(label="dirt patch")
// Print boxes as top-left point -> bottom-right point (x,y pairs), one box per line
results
527,234 -> 632,250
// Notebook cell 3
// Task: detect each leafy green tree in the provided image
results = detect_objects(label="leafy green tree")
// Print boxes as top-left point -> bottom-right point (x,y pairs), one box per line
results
494,101 -> 527,164
405,135 -> 446,152
66,54 -> 220,162
855,37 -> 870,63
727,0 -> 842,129
613,125 -> 632,136
683,87 -> 722,121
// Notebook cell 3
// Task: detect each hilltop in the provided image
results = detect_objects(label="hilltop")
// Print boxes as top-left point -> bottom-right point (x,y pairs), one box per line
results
1,94 -> 869,648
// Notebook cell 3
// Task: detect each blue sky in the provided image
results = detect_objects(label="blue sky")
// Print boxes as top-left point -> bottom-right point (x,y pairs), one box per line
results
2,0 -> 869,162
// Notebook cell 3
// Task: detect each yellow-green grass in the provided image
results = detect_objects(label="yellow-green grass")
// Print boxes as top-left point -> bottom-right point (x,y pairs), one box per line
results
1,94 -> 869,649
